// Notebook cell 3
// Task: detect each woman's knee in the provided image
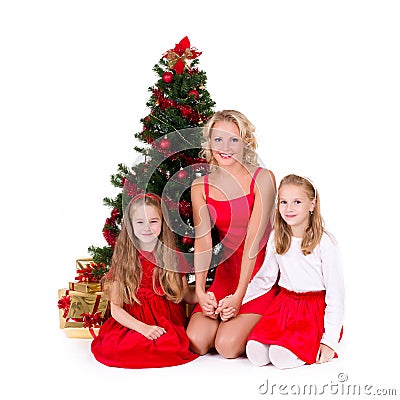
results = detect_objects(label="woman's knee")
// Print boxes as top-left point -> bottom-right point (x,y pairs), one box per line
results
215,333 -> 245,359
186,314 -> 217,355
214,315 -> 260,359
187,330 -> 212,355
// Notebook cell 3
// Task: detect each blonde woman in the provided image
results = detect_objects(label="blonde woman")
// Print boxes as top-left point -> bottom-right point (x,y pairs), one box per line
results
187,110 -> 278,358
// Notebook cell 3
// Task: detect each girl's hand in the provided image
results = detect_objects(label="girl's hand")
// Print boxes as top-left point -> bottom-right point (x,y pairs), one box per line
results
198,291 -> 218,319
138,324 -> 166,340
216,293 -> 241,321
316,343 -> 335,363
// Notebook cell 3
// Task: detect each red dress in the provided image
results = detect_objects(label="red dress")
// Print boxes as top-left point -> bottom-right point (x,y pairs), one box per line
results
91,251 -> 199,368
193,167 -> 279,314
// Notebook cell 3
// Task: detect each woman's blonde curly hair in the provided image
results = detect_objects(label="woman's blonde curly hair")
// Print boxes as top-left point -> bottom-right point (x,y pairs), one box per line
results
199,110 -> 258,169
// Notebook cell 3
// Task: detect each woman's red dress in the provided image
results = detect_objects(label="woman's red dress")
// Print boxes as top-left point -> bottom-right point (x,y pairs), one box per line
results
193,167 -> 279,314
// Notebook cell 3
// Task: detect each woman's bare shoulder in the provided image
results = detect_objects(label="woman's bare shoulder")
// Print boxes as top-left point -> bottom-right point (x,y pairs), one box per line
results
255,166 -> 275,180
191,175 -> 206,187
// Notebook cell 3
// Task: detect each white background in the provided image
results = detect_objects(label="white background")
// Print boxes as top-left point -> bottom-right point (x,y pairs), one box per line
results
1,1 -> 399,399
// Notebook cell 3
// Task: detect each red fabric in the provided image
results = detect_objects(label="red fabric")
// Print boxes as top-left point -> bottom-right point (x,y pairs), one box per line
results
248,287 -> 332,364
91,251 -> 198,368
193,168 -> 279,315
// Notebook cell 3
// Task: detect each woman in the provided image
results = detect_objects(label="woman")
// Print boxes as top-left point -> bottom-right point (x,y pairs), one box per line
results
186,110 -> 279,358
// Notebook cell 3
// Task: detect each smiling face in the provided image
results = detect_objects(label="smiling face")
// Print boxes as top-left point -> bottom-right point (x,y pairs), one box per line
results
210,120 -> 244,167
278,184 -> 316,237
130,204 -> 162,251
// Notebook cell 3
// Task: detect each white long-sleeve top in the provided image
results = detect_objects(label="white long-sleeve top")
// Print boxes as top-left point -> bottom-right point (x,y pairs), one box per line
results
243,230 -> 345,351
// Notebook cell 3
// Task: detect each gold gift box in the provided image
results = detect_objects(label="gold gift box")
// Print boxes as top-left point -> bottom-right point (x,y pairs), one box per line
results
68,281 -> 102,294
63,327 -> 100,339
76,258 -> 93,271
58,288 -> 109,329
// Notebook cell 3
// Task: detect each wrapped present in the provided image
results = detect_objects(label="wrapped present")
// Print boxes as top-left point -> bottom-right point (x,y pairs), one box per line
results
68,281 -> 102,294
75,258 -> 108,283
76,258 -> 93,271
63,327 -> 100,339
58,288 -> 109,337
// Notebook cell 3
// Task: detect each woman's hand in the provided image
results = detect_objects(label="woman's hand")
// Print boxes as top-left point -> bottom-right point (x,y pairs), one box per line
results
216,293 -> 242,321
316,343 -> 335,363
137,323 -> 166,340
197,291 -> 218,319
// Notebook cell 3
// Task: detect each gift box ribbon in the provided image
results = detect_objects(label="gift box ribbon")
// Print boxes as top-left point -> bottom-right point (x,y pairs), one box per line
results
58,289 -> 104,338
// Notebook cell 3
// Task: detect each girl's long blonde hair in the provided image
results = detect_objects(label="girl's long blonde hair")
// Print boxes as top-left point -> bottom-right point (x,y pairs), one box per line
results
200,110 -> 258,168
102,194 -> 184,305
274,174 -> 324,255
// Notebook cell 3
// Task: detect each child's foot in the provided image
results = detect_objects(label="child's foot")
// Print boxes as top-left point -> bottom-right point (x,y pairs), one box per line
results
269,345 -> 306,369
246,340 -> 270,366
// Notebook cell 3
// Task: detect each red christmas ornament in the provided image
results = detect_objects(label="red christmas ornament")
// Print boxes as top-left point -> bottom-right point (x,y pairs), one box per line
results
181,236 -> 194,246
162,71 -> 174,83
160,137 -> 171,150
188,89 -> 199,99
177,169 -> 188,180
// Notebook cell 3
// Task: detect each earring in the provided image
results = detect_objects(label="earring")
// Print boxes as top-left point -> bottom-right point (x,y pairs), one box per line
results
310,211 -> 314,215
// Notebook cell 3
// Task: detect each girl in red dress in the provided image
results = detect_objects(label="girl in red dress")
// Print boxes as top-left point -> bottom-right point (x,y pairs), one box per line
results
244,175 -> 345,368
91,193 -> 198,368
187,110 -> 279,358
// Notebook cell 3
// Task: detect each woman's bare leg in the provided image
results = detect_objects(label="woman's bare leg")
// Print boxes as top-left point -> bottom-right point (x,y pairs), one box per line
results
186,312 -> 220,355
214,313 -> 261,358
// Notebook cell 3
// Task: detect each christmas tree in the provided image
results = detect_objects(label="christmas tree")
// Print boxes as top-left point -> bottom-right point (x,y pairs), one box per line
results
88,36 -> 217,281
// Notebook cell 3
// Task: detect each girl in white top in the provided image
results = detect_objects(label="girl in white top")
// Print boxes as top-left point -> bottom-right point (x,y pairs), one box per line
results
244,174 -> 344,369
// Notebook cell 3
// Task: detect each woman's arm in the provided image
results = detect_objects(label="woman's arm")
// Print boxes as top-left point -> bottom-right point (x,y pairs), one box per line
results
218,168 -> 276,317
191,177 -> 218,317
242,232 -> 279,304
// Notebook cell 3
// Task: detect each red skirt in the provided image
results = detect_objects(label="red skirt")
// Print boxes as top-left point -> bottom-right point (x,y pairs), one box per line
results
248,287 -> 331,364
91,289 -> 198,369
